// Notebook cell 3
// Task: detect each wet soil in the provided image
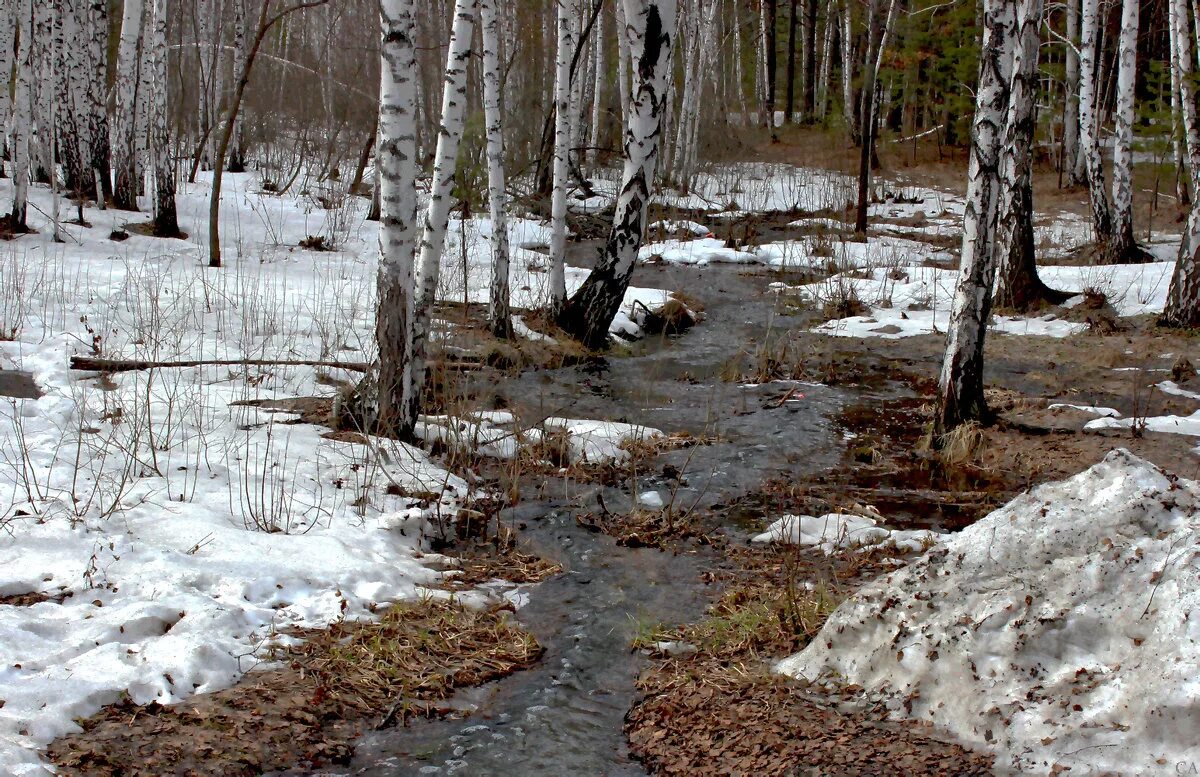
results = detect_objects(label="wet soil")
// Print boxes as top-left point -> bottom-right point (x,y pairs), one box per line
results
0,369 -> 40,399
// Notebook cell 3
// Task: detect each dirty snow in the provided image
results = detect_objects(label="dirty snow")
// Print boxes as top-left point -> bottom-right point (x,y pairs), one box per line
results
778,450 -> 1200,774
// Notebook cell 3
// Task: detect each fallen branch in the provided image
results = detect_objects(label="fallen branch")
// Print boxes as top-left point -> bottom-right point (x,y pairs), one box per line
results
70,356 -> 370,373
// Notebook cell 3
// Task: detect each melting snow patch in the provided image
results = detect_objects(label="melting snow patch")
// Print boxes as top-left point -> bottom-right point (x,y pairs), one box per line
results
776,449 -> 1200,774
1047,403 -> 1122,418
751,513 -> 940,554
1085,411 -> 1200,437
541,418 -> 661,464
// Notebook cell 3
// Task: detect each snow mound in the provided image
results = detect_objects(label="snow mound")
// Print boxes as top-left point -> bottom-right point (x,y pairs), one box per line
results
777,449 -> 1200,774
751,513 -> 940,554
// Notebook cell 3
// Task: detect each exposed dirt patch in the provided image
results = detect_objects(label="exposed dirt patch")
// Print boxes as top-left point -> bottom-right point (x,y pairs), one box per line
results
47,600 -> 542,776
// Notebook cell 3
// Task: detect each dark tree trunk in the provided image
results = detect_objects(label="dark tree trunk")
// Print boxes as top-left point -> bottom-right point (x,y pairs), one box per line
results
785,0 -> 797,123
803,0 -> 817,120
765,0 -> 778,136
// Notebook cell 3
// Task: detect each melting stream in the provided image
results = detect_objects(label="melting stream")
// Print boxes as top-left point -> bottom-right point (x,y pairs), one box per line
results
339,263 -> 851,775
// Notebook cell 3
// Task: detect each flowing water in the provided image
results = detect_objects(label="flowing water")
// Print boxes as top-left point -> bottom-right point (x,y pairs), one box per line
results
335,261 -> 854,776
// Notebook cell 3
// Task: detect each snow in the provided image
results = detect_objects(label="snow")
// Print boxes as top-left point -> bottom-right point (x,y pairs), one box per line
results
416,411 -> 660,465
638,237 -> 758,266
1047,403 -> 1122,418
653,163 -> 855,214
541,418 -> 661,464
777,450 -> 1200,774
1086,410 -> 1200,437
0,170 -> 684,774
1157,380 -> 1200,401
751,513 -> 940,554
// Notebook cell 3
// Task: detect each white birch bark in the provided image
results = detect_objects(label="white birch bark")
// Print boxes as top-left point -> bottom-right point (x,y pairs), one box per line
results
616,0 -> 631,126
1164,0 -> 1200,326
148,0 -> 178,236
113,0 -> 146,210
936,0 -> 1015,433
85,0 -> 110,201
816,4 -> 834,120
587,5 -> 606,166
0,0 -> 11,159
409,0 -> 475,402
9,0 -> 33,229
1107,0 -> 1140,262
1064,0 -> 1084,186
674,0 -> 718,187
995,0 -> 1062,311
548,0 -> 577,315
1078,0 -> 1112,243
841,0 -> 856,141
558,0 -> 677,346
373,0 -> 422,435
479,0 -> 512,338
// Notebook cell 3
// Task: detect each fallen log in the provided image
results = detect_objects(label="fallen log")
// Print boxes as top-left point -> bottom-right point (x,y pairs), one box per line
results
70,356 -> 371,373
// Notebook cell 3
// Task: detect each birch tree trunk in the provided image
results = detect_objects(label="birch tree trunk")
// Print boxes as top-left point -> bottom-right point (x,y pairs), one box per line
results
408,0 -> 475,414
587,5 -> 606,166
228,0 -> 249,173
0,0 -> 11,175
479,0 -> 512,339
558,0 -> 677,347
548,0 -> 576,316
1064,0 -> 1084,187
148,0 -> 179,237
112,0 -> 146,211
935,0 -> 1016,435
841,0 -> 858,144
55,0 -> 91,200
85,0 -> 111,204
1078,0 -> 1113,245
1162,0 -> 1200,327
8,0 -> 34,230
994,0 -> 1070,311
372,0 -> 422,437
1105,0 -> 1147,264
816,0 -> 833,120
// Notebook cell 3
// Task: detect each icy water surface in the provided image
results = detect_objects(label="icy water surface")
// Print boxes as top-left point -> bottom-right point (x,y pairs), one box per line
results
340,261 -> 850,775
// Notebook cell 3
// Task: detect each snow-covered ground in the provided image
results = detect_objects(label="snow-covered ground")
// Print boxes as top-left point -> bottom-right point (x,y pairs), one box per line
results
622,163 -> 1182,339
0,172 -> 675,774
777,450 -> 1200,774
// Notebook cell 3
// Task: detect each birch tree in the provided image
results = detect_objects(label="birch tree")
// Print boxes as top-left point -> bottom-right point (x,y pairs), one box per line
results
0,0 -> 12,173
479,0 -> 512,338
1162,0 -> 1200,327
112,0 -> 145,211
1064,0 -> 1084,187
372,0 -> 422,436
994,0 -> 1069,311
558,0 -> 677,347
148,0 -> 180,237
1077,0 -> 1112,245
548,0 -> 576,317
406,0 -> 476,429
8,0 -> 34,231
1105,0 -> 1148,264
936,0 -> 1017,435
